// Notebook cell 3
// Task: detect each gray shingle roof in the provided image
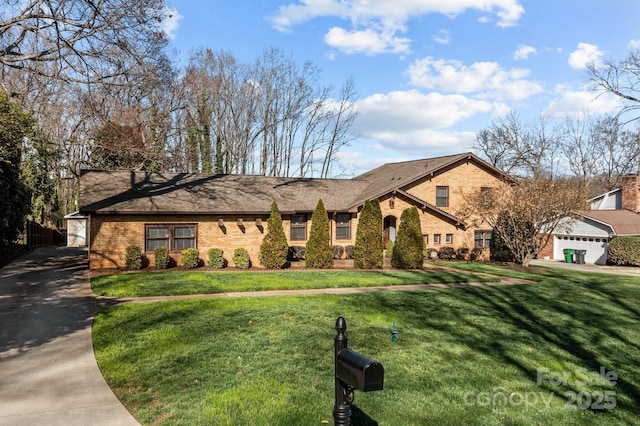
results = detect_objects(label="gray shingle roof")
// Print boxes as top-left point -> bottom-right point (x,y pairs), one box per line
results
79,152 -> 512,216
79,171 -> 370,214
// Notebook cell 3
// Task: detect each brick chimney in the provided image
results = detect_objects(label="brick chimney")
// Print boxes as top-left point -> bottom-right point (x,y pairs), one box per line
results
621,175 -> 640,212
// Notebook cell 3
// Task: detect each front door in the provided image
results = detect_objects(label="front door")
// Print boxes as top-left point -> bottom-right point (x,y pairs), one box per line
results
383,216 -> 397,246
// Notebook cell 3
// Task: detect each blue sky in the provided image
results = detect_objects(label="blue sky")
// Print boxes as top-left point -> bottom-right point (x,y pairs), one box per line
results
162,1 -> 640,176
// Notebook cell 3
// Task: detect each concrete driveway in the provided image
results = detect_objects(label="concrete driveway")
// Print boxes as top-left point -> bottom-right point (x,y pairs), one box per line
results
0,247 -> 138,426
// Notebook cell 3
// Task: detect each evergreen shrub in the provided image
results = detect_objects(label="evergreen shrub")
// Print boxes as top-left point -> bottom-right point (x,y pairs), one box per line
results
125,245 -> 143,270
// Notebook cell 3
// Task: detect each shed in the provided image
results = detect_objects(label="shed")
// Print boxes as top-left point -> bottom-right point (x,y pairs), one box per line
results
64,211 -> 88,247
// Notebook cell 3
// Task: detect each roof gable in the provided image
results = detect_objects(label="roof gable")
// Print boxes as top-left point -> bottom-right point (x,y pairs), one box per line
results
350,152 -> 512,208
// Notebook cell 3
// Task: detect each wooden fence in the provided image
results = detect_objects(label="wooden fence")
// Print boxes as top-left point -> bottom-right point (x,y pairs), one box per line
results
18,221 -> 64,249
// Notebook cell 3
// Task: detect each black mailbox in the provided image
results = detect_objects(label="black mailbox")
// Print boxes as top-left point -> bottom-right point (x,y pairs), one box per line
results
336,348 -> 384,392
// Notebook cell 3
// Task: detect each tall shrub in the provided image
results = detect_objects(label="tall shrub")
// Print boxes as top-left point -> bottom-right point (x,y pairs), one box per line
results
233,248 -> 251,269
124,245 -> 143,270
208,248 -> 225,269
181,248 -> 200,269
305,199 -> 333,268
154,246 -> 171,269
392,206 -> 425,269
353,199 -> 383,269
259,201 -> 289,269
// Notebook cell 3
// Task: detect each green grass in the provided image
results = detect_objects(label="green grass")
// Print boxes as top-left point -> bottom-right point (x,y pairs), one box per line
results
90,268 -> 498,297
93,266 -> 640,425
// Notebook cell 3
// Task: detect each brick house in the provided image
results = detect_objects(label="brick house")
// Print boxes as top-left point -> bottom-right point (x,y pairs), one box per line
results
79,152 -> 512,269
538,174 -> 640,264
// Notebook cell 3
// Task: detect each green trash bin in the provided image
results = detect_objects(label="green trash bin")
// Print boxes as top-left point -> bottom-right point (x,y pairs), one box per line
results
563,249 -> 575,263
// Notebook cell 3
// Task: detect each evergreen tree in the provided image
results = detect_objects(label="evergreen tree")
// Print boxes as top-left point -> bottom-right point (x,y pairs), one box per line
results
305,199 -> 334,268
392,206 -> 425,269
353,200 -> 383,269
259,201 -> 289,269
0,91 -> 33,245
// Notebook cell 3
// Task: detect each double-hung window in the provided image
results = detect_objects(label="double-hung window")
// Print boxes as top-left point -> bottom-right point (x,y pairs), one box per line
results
145,224 -> 196,251
290,214 -> 307,240
436,186 -> 449,207
335,213 -> 351,240
474,231 -> 492,248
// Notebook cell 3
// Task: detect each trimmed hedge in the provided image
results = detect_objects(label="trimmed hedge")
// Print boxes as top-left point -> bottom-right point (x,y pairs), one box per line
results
125,245 -> 143,270
332,245 -> 345,259
233,248 -> 251,269
344,245 -> 355,260
608,236 -> 640,266
438,246 -> 456,260
154,246 -> 171,269
208,248 -> 225,269
457,247 -> 470,261
181,248 -> 200,269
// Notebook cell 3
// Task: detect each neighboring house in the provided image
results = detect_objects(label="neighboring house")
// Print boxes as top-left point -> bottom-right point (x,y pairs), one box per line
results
539,175 -> 640,264
79,152 -> 512,269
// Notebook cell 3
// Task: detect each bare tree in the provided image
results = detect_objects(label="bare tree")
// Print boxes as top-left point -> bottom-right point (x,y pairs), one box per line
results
0,0 -> 170,84
473,111 -> 559,178
590,115 -> 640,191
465,178 -> 587,267
559,113 -> 599,187
588,50 -> 640,123
319,77 -> 358,178
178,47 -> 358,178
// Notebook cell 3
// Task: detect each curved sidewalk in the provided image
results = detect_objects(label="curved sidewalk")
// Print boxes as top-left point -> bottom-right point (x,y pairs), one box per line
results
0,247 -> 139,426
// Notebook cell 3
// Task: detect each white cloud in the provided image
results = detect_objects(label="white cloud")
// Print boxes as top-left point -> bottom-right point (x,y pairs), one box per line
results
568,43 -> 603,69
353,90 -> 493,135
629,39 -> 640,50
544,86 -> 621,118
406,57 -> 543,100
324,26 -> 411,55
433,29 -> 451,45
270,0 -> 525,55
161,7 -> 182,40
514,44 -> 536,60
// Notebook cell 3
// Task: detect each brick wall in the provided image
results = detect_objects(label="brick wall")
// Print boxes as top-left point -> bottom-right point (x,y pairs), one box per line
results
89,213 -> 358,269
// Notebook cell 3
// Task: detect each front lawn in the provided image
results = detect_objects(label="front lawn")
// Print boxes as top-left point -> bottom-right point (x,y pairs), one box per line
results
93,265 -> 640,425
91,268 -> 498,297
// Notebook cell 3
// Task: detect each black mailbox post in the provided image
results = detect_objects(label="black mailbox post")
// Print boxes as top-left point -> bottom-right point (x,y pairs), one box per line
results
336,348 -> 384,392
333,316 -> 384,425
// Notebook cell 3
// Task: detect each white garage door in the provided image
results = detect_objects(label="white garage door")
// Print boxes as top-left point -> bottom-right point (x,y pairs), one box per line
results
554,235 -> 608,264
